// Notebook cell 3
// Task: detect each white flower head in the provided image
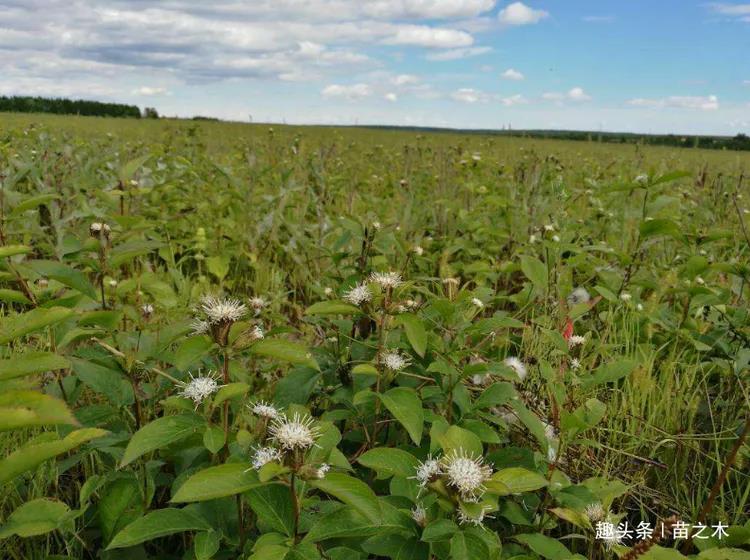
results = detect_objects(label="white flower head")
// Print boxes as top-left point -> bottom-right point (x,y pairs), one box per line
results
567,287 -> 591,306
441,449 -> 493,502
90,222 -> 111,237
372,221 -> 382,230
529,234 -> 537,244
457,505 -> 493,526
141,304 -> 154,317
584,502 -> 606,523
249,296 -> 267,311
412,455 -> 442,487
620,292 -> 632,302
381,350 -> 410,372
178,371 -> 222,406
570,358 -> 581,370
369,271 -> 403,289
251,446 -> 282,470
343,283 -> 372,306
412,245 -> 424,256
471,297 -> 484,309
190,318 -> 209,335
411,505 -> 427,526
249,325 -> 264,341
315,463 -> 330,479
471,373 -> 491,386
324,287 -> 333,296
552,234 -> 561,243
544,224 -> 555,232
108,279 -> 118,287
504,356 -> 527,381
568,335 -> 586,348
250,400 -> 280,419
269,412 -> 320,451
200,295 -> 247,324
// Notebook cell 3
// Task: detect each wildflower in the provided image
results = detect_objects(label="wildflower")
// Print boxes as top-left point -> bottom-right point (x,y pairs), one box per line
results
89,222 -> 111,238
441,450 -> 493,502
695,276 -> 705,285
248,325 -> 264,341
381,351 -> 410,372
568,335 -> 586,348
372,221 -> 382,230
141,304 -> 154,318
471,373 -> 491,386
504,356 -> 527,381
249,296 -> 267,312
413,455 -> 442,487
190,319 -> 209,335
178,371 -> 222,406
636,303 -> 644,311
552,234 -> 561,242
635,173 -> 649,184
584,503 -> 606,523
457,505 -> 493,526
567,287 -> 591,306
442,277 -> 459,286
570,358 -> 581,370
108,279 -> 118,287
529,234 -> 537,243
269,412 -> 320,451
544,224 -> 555,232
250,400 -> 280,419
315,463 -> 331,479
411,505 -> 427,526
343,283 -> 371,306
471,297 -> 484,308
324,287 -> 333,296
200,295 -> 247,325
412,245 -> 424,256
399,179 -> 408,187
472,153 -> 481,161
251,446 -> 282,470
37,278 -> 49,289
620,292 -> 632,302
369,271 -> 403,289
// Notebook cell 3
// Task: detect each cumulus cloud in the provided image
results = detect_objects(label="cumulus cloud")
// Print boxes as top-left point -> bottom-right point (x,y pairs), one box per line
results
133,86 -> 169,96
321,83 -> 372,99
543,87 -> 592,103
498,2 -> 549,26
627,95 -> 719,110
500,94 -> 528,106
362,0 -> 496,19
384,25 -> 473,48
501,68 -> 524,80
451,87 -> 490,103
384,92 -> 398,102
425,46 -> 491,60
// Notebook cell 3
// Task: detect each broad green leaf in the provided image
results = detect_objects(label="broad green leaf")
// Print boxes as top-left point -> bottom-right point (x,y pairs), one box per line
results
450,530 -> 490,560
246,484 -> 294,536
0,288 -> 31,305
0,428 -> 107,484
581,359 -> 637,388
304,504 -> 411,542
473,382 -> 515,410
399,313 -> 427,357
0,306 -> 74,344
118,153 -> 151,183
121,414 -> 205,467
438,425 -> 483,457
174,335 -> 213,370
71,357 -> 134,406
309,473 -> 381,523
520,255 -> 548,293
213,382 -> 249,406
0,352 -> 70,381
26,260 -> 97,299
357,447 -> 419,479
10,194 -> 59,216
106,508 -> 210,550
485,468 -> 548,496
195,530 -> 221,560
205,255 -> 230,281
109,241 -> 165,268
171,464 -> 265,502
640,219 -> 683,241
0,391 -> 77,431
0,244 -> 32,258
202,425 -> 225,454
516,532 -> 573,560
251,338 -> 319,370
305,300 -> 360,315
379,387 -> 424,445
0,498 -> 70,539
421,519 -> 459,542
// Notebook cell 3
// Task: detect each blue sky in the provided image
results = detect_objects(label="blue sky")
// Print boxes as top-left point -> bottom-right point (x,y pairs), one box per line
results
1,1 -> 749,134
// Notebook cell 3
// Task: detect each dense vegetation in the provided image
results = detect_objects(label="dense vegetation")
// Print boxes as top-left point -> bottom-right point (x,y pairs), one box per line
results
0,114 -> 748,560
0,96 -> 142,119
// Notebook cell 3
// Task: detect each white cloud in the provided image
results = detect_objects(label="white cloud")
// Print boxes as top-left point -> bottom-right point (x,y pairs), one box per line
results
627,95 -> 719,111
451,87 -> 489,103
363,0 -> 496,19
384,25 -> 473,48
542,87 -> 592,103
425,46 -> 491,60
708,3 -> 750,16
500,94 -> 528,106
501,68 -> 524,80
384,92 -> 398,102
321,83 -> 372,99
391,74 -> 420,86
132,86 -> 169,96
498,2 -> 549,26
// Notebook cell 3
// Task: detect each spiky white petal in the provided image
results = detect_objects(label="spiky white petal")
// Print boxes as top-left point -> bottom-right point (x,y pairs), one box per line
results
457,505 -> 493,526
471,297 -> 484,308
190,319 -> 209,335
441,450 -> 492,502
504,356 -> 527,381
620,292 -> 632,302
568,335 -> 586,348
584,502 -> 606,523
249,325 -> 264,341
381,351 -> 410,371
411,505 -> 427,525
250,400 -> 280,419
570,358 -> 581,370
269,412 -> 320,451
316,463 -> 330,479
369,271 -> 403,289
200,295 -> 247,324
251,446 -> 282,470
413,455 -> 442,487
178,371 -> 222,405
343,283 -> 372,306
249,296 -> 267,310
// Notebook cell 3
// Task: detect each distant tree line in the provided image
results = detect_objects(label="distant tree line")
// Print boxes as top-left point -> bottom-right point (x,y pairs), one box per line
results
0,96 -> 144,118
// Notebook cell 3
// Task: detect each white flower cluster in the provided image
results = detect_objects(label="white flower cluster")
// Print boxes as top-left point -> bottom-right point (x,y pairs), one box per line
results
177,371 -> 223,406
413,450 -> 493,505
369,271 -> 403,289
504,356 -> 527,381
343,283 -> 371,306
268,412 -> 321,451
199,295 -> 247,324
250,400 -> 280,419
380,350 -> 411,372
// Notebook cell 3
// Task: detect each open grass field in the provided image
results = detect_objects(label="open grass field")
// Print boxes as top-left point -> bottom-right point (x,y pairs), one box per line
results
0,112 -> 748,560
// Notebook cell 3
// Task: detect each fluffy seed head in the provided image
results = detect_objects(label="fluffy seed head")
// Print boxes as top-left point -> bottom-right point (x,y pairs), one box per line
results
200,295 -> 247,324
381,351 -> 410,371
269,412 -> 320,451
178,371 -> 222,406
249,325 -> 264,341
504,356 -> 527,381
343,283 -> 372,306
250,400 -> 280,419
369,271 -> 403,289
441,450 -> 492,502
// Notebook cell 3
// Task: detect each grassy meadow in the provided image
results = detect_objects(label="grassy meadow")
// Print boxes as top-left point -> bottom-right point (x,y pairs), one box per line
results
0,112 -> 748,560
